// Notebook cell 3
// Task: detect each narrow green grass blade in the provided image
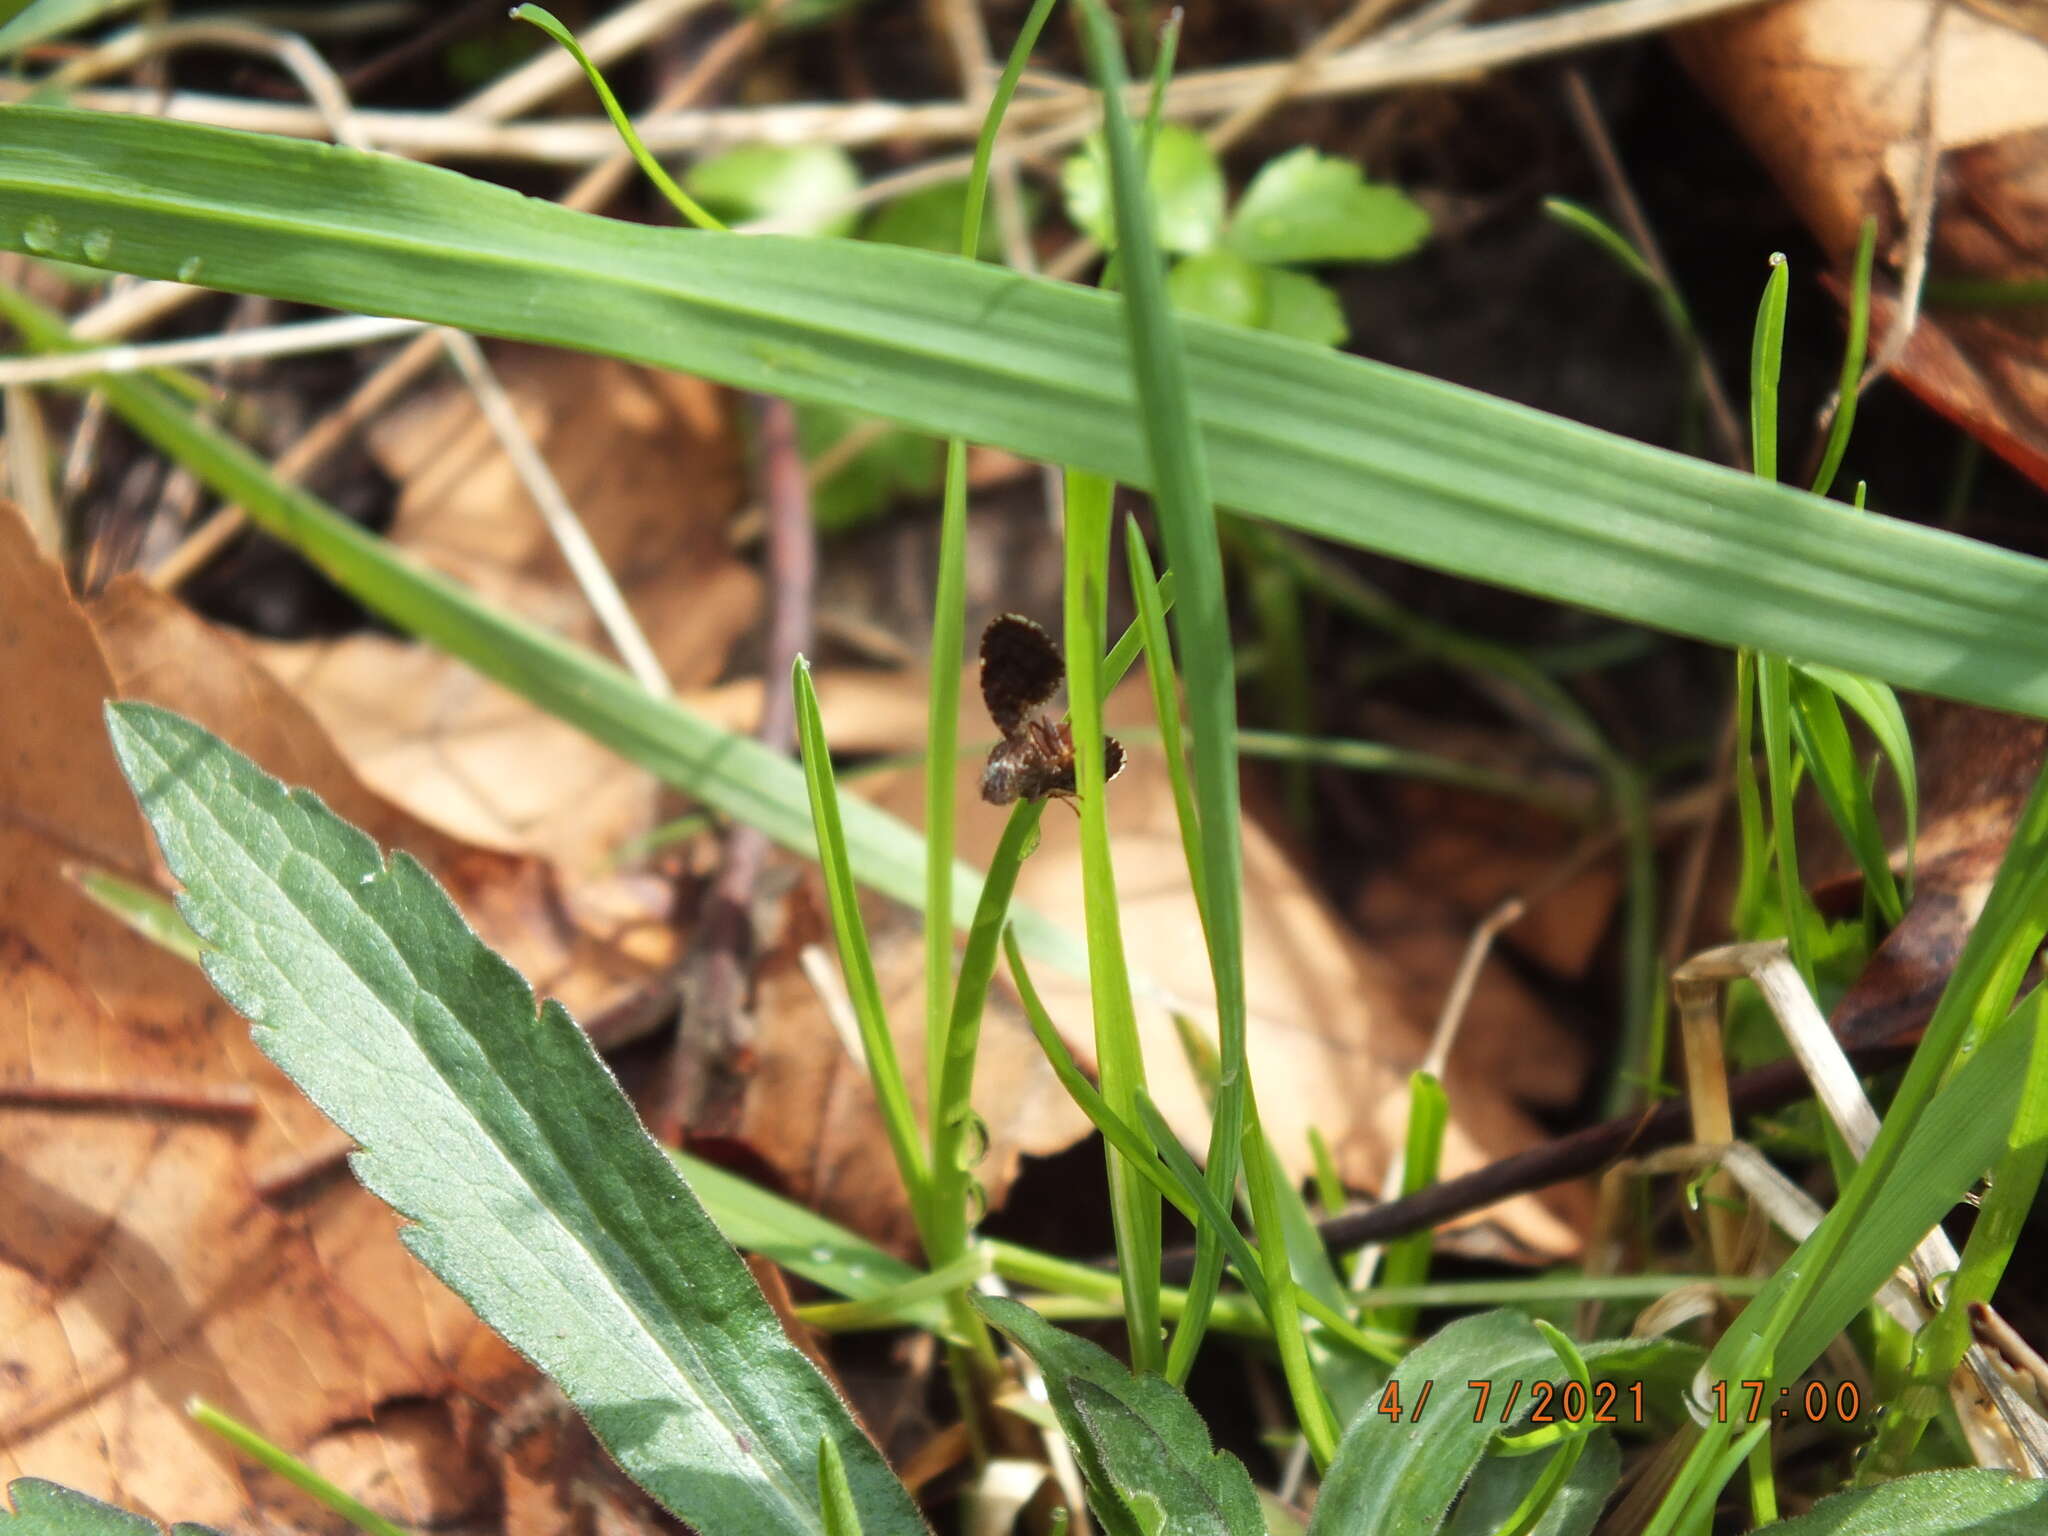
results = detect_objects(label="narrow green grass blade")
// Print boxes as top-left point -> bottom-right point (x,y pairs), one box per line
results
1810,219 -> 1875,499
1062,464 -> 1161,1372
1749,254 -> 1789,482
1241,1097 -> 1340,1469
817,1439 -> 864,1536
792,658 -> 932,1221
189,1401 -> 408,1536
0,280 -> 1091,992
17,110 -> 2048,721
1864,984 -> 2048,1474
1075,0 -> 1245,1386
64,863 -> 204,964
511,5 -> 724,232
105,703 -> 924,1536
0,0 -> 144,58
1368,1071 -> 1448,1338
1787,669 -> 1901,924
921,0 -> 1057,1282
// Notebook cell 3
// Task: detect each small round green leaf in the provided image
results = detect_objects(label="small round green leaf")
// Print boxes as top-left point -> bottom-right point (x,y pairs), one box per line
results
1225,147 -> 1429,266
1063,124 -> 1226,256
1167,249 -> 1267,330
685,144 -> 860,237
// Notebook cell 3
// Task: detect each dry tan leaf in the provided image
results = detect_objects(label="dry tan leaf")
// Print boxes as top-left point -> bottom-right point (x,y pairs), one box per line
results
0,502 -> 671,1529
1678,0 -> 2048,486
254,346 -> 759,873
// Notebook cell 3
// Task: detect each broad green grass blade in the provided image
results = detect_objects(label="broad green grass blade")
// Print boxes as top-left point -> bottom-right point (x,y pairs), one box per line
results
0,280 -> 1090,992
1075,0 -> 1247,1385
14,109 -> 2048,715
106,703 -> 925,1536
189,1401 -> 407,1536
1755,1470 -> 2048,1535
976,1296 -> 1264,1536
0,1477 -> 218,1536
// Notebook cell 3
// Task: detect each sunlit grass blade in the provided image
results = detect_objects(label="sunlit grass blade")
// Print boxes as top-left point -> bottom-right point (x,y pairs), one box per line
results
1075,0 -> 1245,1387
1240,1094 -> 1341,1469
190,1400 -> 409,1536
1749,253 -> 1788,482
63,863 -> 204,964
796,1249 -> 992,1334
818,1439 -> 863,1536
20,109 -> 2048,722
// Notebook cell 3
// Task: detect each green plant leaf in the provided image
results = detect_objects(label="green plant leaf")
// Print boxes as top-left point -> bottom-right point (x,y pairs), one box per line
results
15,109 -> 2048,722
1167,248 -> 1267,329
1442,1431 -> 1619,1536
862,181 -> 1025,261
1308,1312 -> 1637,1536
1751,1470 -> 2048,1535
796,401 -> 942,530
1259,268 -> 1347,346
1062,123 -> 1225,255
975,1295 -> 1264,1536
1224,147 -> 1429,266
104,703 -> 925,1536
0,1479 -> 219,1536
686,144 -> 861,236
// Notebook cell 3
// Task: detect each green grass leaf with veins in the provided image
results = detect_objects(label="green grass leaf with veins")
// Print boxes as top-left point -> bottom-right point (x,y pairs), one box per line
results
104,702 -> 924,1536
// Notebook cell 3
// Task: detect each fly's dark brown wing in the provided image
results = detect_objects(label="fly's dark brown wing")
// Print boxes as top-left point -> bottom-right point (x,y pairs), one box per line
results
1103,734 -> 1126,783
979,613 -> 1064,735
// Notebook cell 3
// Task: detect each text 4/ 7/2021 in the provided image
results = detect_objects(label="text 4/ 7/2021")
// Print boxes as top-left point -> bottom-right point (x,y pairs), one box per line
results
1366,1378 -> 1863,1427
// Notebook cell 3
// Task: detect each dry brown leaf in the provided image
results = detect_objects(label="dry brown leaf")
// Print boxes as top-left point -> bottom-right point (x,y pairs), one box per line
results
734,889 -> 1089,1257
865,682 -> 1590,1261
1678,0 -> 2048,486
255,346 -> 759,873
0,502 -> 672,1529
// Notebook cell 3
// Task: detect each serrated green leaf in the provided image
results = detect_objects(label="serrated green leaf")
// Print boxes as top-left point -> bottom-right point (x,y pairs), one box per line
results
0,1480 -> 219,1536
16,109 -> 2048,723
103,703 -> 924,1536
1167,249 -> 1266,330
1752,1470 -> 2048,1535
1308,1312 -> 1639,1536
1063,123 -> 1225,255
976,1296 -> 1263,1536
1259,268 -> 1347,346
1224,147 -> 1429,266
686,144 -> 861,237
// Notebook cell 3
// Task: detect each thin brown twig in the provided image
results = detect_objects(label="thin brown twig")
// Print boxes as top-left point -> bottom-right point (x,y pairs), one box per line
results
650,395 -> 814,1145
1561,66 -> 1745,468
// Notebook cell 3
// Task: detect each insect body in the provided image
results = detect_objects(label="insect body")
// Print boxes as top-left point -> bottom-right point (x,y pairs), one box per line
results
978,613 -> 1126,805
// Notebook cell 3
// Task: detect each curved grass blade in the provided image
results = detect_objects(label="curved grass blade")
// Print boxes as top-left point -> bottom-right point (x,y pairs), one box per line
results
12,109 -> 2048,719
106,703 -> 925,1536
